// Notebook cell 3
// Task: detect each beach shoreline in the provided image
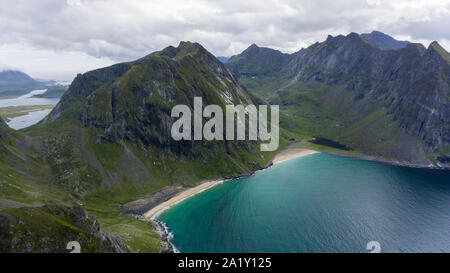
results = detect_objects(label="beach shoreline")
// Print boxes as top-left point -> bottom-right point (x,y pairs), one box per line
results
124,143 -> 446,252
272,148 -> 319,164
142,179 -> 224,220
139,147 -> 318,221
124,146 -> 318,252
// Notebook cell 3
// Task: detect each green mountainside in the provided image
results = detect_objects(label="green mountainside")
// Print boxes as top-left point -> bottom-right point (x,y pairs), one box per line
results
226,32 -> 450,167
0,42 -> 279,252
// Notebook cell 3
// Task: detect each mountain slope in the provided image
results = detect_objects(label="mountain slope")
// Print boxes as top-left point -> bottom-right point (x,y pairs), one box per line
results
226,32 -> 450,167
1,42 -> 279,252
361,30 -> 410,50
0,116 -> 129,253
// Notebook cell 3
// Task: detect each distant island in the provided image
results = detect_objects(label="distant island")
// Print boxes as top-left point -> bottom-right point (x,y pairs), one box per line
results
32,84 -> 69,98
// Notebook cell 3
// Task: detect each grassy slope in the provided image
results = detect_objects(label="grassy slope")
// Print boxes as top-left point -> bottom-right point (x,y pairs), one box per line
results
242,76 -> 427,165
21,115 -> 283,252
0,129 -> 114,252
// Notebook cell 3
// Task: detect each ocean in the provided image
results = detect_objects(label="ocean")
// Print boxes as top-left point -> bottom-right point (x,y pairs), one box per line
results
158,153 -> 450,253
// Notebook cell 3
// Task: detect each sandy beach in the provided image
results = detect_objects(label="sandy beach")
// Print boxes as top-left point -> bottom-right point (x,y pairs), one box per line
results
143,179 -> 223,220
142,147 -> 319,221
272,148 -> 318,164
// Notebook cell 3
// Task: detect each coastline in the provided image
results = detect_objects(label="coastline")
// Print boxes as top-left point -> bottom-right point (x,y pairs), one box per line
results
272,148 -> 319,164
124,147 -> 319,252
142,179 -> 224,220
142,148 -> 319,221
124,144 -> 448,252
319,150 -> 448,170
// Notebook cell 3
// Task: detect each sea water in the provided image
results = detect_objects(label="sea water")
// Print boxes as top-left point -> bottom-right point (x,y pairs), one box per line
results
0,89 -> 60,130
159,153 -> 450,253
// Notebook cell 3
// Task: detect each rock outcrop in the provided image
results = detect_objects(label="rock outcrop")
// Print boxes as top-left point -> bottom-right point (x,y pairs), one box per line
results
0,116 -> 9,139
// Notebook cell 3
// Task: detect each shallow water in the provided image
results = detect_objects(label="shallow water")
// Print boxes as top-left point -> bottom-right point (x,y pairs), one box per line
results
0,89 -> 60,129
6,109 -> 53,130
159,153 -> 450,253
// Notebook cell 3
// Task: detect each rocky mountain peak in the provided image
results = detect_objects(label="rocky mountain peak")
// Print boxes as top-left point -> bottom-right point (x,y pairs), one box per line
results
361,30 -> 410,50
50,41 -> 255,151
248,43 -> 259,50
428,41 -> 450,63
226,43 -> 289,78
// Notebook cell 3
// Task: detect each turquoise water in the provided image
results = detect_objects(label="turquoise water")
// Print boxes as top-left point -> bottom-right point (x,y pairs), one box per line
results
158,153 -> 450,253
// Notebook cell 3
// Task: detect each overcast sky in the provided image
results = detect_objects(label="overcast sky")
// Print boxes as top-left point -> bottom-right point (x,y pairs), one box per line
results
0,0 -> 449,81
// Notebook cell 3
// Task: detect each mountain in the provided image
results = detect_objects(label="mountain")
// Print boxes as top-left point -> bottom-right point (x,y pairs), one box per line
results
1,42 -> 277,252
361,30 -> 410,50
227,44 -> 290,78
216,56 -> 229,63
47,41 -> 269,160
0,70 -> 46,98
32,84 -> 69,98
226,32 -> 450,167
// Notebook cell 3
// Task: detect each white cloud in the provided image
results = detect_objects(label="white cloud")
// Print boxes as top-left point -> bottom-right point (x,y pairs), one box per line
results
0,63 -> 20,72
66,0 -> 82,6
0,0 -> 448,80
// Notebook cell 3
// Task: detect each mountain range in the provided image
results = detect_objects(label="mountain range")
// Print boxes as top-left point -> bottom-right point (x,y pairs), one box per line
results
0,70 -> 47,98
226,31 -> 449,167
0,31 -> 449,252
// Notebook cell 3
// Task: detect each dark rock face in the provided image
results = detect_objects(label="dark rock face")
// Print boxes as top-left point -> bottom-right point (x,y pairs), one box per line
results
361,30 -> 410,50
46,63 -> 133,122
61,42 -> 260,157
289,35 -> 449,156
227,32 -> 450,165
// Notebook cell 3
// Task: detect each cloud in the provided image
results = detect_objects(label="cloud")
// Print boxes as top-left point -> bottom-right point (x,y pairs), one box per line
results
0,64 -> 20,72
0,0 -> 448,79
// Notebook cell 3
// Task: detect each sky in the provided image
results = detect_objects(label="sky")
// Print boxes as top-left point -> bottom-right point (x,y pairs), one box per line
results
0,0 -> 449,81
